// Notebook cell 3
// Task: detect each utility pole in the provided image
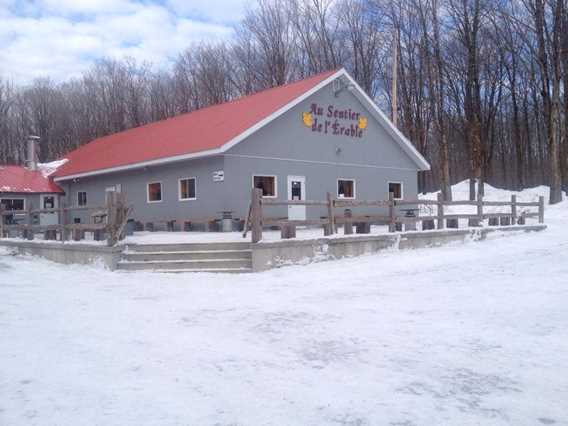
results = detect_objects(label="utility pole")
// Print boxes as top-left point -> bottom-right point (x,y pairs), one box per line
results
391,30 -> 399,128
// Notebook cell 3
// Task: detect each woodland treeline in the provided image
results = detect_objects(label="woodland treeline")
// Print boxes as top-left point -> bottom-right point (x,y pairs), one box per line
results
0,0 -> 566,202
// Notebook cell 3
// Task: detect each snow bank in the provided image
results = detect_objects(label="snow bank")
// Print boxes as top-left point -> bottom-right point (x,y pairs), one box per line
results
421,180 -> 566,219
423,180 -> 551,203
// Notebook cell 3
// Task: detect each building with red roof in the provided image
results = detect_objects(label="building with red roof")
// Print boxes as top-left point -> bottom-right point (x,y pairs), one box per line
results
53,68 -> 429,229
0,163 -> 64,226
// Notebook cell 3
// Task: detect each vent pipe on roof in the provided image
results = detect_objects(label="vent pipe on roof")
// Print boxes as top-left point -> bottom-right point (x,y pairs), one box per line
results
27,135 -> 40,171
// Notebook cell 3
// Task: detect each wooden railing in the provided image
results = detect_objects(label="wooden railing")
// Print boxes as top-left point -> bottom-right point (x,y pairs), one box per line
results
244,188 -> 545,243
0,192 -> 131,246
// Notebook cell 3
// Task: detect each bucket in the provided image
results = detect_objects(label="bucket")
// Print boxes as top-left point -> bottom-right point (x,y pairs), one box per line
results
222,218 -> 233,232
220,211 -> 233,232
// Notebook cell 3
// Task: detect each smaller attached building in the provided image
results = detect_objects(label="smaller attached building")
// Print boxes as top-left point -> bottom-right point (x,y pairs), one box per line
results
0,165 -> 64,226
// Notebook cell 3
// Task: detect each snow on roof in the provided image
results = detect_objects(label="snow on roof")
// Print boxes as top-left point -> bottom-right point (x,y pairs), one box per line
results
38,159 -> 68,178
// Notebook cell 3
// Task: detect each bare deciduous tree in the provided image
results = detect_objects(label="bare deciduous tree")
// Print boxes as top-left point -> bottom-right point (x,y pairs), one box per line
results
0,0 -> 565,202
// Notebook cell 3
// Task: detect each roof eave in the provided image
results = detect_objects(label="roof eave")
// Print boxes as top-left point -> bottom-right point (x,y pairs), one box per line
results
54,147 -> 223,182
0,191 -> 64,195
339,71 -> 431,171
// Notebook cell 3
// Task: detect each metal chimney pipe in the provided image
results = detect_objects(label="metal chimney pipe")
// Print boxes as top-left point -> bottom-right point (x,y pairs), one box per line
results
27,135 -> 40,171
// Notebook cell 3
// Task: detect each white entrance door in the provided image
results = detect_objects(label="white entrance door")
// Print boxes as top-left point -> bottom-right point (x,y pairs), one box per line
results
287,176 -> 306,220
40,195 -> 59,226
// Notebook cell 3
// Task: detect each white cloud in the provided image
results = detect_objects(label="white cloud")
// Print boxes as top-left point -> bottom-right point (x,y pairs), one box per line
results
0,0 -> 243,84
38,0 -> 139,15
166,0 -> 251,23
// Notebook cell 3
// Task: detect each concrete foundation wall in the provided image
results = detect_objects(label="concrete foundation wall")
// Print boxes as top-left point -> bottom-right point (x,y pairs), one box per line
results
0,241 -> 123,270
251,225 -> 547,271
1,224 -> 546,273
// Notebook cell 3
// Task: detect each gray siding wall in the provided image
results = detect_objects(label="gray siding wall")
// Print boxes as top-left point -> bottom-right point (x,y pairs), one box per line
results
228,81 -> 418,170
0,194 -> 40,211
0,193 -> 62,225
57,80 -> 420,224
0,193 -> 63,211
61,156 -> 228,224
224,157 -> 416,219
224,80 -> 419,218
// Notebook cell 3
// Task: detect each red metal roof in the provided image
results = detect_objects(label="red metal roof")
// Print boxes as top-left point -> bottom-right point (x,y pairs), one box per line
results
0,165 -> 64,194
54,70 -> 338,179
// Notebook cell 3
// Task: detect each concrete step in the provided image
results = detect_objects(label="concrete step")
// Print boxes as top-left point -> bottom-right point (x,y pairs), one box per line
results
122,249 -> 251,262
117,258 -> 252,271
125,242 -> 251,253
119,267 -> 252,274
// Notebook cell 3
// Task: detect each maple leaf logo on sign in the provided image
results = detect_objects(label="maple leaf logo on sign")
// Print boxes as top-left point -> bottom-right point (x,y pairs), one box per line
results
302,112 -> 313,127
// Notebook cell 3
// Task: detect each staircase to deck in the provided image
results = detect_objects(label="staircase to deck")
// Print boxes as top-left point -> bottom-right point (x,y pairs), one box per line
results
117,242 -> 253,273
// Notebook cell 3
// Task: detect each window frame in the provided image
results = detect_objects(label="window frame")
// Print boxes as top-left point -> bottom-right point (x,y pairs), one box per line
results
146,181 -> 163,204
77,191 -> 87,207
388,181 -> 404,200
178,177 -> 197,201
252,174 -> 278,199
337,178 -> 356,199
42,195 -> 56,209
106,184 -> 122,193
0,197 -> 25,211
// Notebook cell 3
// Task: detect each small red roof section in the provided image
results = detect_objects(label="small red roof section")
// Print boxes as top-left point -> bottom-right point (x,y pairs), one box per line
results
0,165 -> 64,194
54,69 -> 338,179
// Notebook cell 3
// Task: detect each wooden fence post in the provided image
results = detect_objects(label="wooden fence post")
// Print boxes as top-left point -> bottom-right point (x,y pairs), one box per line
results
388,192 -> 396,232
344,209 -> 353,235
25,202 -> 33,240
538,196 -> 545,223
437,192 -> 445,229
251,188 -> 263,243
511,195 -> 517,225
281,223 -> 296,239
117,193 -> 131,241
242,203 -> 252,238
326,192 -> 335,234
476,193 -> 484,226
0,205 -> 4,238
106,192 -> 113,245
61,202 -> 68,242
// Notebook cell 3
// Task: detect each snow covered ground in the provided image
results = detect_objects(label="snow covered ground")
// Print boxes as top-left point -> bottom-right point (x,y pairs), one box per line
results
124,225 -> 392,244
1,185 -> 567,425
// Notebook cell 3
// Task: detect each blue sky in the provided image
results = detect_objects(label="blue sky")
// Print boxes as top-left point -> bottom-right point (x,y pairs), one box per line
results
0,0 -> 251,84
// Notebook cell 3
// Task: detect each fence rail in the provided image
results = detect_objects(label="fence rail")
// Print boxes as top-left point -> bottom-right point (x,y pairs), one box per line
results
0,192 -> 131,246
244,188 -> 545,243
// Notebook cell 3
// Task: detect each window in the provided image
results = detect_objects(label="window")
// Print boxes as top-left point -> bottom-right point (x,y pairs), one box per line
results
388,182 -> 403,200
43,196 -> 55,209
77,191 -> 87,206
147,182 -> 162,203
337,179 -> 355,199
253,175 -> 277,198
0,198 -> 24,211
179,178 -> 197,201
